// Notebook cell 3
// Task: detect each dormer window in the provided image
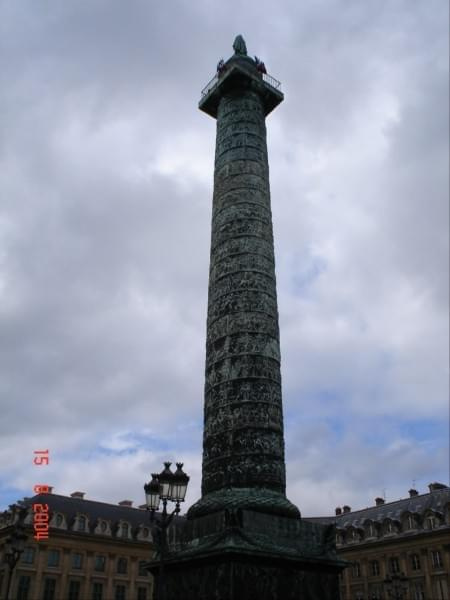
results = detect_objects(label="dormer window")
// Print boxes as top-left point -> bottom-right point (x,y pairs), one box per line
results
445,504 -> 450,525
336,531 -> 344,545
118,521 -> 131,539
366,521 -> 376,538
94,519 -> 111,536
384,519 -> 397,535
407,515 -> 415,530
55,514 -> 64,527
426,515 -> 436,530
77,515 -> 87,532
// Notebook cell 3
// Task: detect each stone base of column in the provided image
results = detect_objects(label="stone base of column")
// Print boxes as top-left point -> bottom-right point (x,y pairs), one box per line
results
147,507 -> 347,600
187,487 -> 300,519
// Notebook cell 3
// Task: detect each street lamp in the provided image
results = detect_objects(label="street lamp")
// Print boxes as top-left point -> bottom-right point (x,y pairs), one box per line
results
144,462 -> 189,600
2,504 -> 28,600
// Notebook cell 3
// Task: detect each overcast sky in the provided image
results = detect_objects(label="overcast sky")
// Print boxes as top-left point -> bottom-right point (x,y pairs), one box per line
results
1,0 -> 448,517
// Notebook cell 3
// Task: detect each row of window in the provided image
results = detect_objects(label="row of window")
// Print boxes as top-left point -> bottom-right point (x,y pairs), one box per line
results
338,513 -> 445,544
17,576 -> 148,600
351,550 -> 444,579
21,548 -> 148,576
350,579 -> 448,600
50,515 -> 149,539
351,586 -> 424,600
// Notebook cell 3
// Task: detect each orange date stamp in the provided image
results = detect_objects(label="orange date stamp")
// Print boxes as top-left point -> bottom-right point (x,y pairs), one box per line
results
32,449 -> 50,541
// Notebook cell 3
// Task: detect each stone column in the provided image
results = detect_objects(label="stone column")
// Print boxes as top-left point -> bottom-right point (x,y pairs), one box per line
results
188,39 -> 299,521
202,86 -> 285,496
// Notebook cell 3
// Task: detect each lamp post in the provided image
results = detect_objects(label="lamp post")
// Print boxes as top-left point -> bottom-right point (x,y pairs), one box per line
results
144,462 -> 189,600
384,573 -> 409,600
2,504 -> 28,600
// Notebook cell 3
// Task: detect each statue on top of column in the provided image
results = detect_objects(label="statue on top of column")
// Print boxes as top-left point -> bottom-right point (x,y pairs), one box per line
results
233,35 -> 247,56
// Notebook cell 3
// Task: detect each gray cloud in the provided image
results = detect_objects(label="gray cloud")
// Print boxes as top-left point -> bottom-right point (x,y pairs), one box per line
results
0,0 -> 447,514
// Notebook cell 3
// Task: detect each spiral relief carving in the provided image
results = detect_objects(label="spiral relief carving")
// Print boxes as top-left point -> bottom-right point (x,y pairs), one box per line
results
202,88 -> 286,496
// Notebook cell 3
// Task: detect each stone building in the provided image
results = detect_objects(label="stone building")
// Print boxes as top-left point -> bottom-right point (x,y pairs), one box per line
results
306,483 -> 450,600
0,490 -> 156,600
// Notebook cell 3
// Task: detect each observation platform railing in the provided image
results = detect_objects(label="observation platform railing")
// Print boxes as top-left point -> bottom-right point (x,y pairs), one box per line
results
200,70 -> 282,98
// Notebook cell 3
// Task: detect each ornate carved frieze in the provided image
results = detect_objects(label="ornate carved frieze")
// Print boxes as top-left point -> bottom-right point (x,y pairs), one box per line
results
205,354 -> 281,389
207,290 -> 278,324
210,256 -> 275,284
204,402 -> 283,436
202,453 -> 286,492
214,187 -> 271,212
211,221 -> 273,250
211,236 -> 274,264
206,331 -> 280,365
205,379 -> 282,410
208,271 -> 276,304
216,132 -> 267,157
214,160 -> 269,186
212,202 -> 272,228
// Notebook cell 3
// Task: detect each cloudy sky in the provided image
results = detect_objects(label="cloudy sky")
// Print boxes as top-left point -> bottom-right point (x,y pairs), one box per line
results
1,0 -> 448,517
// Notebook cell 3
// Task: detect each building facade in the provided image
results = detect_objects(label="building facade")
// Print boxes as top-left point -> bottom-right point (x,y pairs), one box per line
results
307,483 -> 450,600
0,491 -> 157,600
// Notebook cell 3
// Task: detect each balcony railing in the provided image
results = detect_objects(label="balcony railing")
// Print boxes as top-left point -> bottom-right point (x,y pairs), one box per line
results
201,74 -> 219,98
200,70 -> 282,99
262,73 -> 281,90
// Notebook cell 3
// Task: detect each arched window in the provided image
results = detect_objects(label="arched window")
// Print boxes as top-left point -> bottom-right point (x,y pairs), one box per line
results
383,519 -> 397,535
365,520 -> 376,538
77,516 -> 87,532
121,522 -> 129,538
426,514 -> 436,530
335,530 -> 345,545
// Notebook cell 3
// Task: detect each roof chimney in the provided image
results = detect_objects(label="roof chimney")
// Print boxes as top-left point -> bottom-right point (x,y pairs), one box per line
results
335,507 -> 342,516
409,488 -> 419,497
70,491 -> 85,499
342,505 -> 351,514
118,500 -> 133,507
428,482 -> 448,492
375,497 -> 385,506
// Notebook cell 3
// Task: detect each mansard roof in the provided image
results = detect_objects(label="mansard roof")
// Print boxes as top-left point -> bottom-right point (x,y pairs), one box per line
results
306,485 -> 450,530
24,493 -> 150,531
